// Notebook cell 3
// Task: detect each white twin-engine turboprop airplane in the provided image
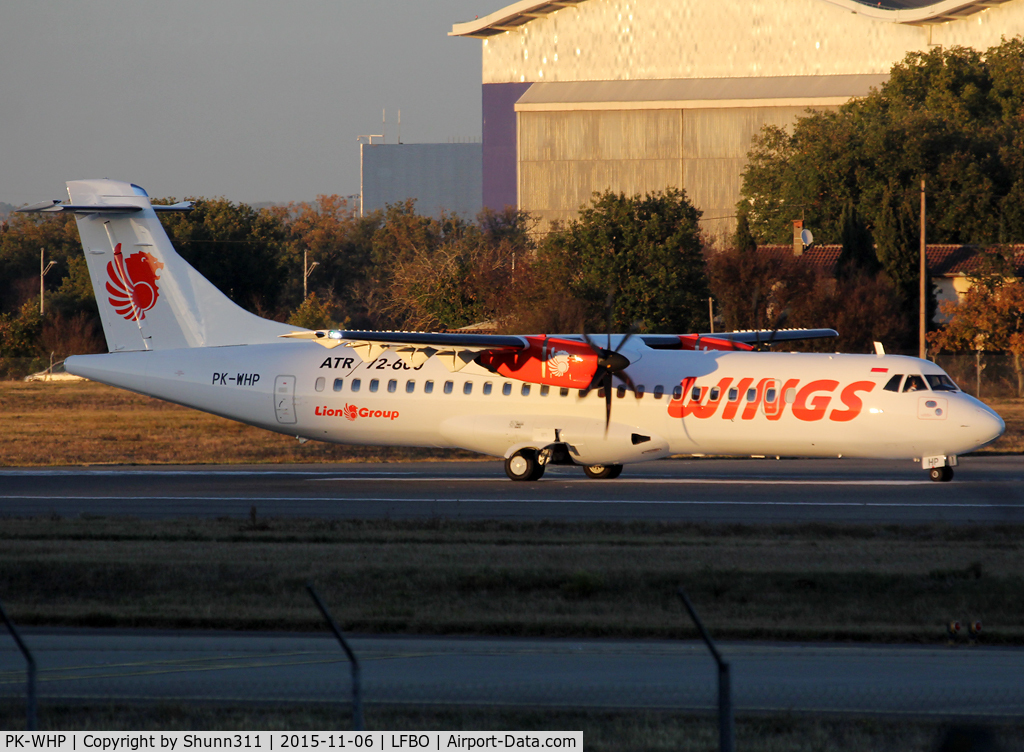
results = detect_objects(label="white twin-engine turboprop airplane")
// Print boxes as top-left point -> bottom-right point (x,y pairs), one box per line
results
22,179 -> 1004,482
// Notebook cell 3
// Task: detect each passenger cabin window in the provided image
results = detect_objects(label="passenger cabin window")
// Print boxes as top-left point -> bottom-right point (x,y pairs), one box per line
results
709,387 -> 721,401
728,388 -> 738,402
540,385 -> 549,396
926,374 -> 958,392
636,385 -> 645,398
653,385 -> 665,400
369,379 -> 379,393
333,378 -> 344,392
521,384 -> 531,396
503,383 -> 512,396
883,375 -> 903,392
688,385 -> 698,401
406,380 -> 415,393
444,381 -> 453,394
765,388 -> 777,403
424,380 -> 434,394
903,375 -> 927,393
483,382 -> 493,395
746,388 -> 757,402
784,388 -> 796,404
351,379 -> 361,392
560,387 -> 570,397
387,379 -> 397,393
464,382 -> 473,395
616,386 -> 626,399
315,377 -> 325,392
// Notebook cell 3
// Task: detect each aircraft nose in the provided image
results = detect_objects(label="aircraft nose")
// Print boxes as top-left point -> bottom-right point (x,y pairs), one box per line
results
972,406 -> 1005,447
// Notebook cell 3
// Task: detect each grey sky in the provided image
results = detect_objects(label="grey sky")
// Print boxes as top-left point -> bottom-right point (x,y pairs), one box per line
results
1,1 -> 502,207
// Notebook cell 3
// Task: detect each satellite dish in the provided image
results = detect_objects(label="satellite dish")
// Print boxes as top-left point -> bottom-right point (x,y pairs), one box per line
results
800,228 -> 814,248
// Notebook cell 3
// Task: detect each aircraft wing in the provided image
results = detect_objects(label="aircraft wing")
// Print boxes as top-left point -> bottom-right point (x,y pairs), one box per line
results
640,328 -> 838,351
280,329 -> 530,371
279,326 -> 840,371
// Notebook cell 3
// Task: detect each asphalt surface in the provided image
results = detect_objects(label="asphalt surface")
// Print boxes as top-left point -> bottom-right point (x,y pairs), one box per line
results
2,455 -> 1024,523
1,629 -> 1021,717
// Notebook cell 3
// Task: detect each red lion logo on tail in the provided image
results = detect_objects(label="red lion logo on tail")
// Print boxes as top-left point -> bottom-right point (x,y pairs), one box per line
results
106,244 -> 164,321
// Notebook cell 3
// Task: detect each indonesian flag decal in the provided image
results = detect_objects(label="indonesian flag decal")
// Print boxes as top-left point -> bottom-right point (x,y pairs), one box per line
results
106,244 -> 164,321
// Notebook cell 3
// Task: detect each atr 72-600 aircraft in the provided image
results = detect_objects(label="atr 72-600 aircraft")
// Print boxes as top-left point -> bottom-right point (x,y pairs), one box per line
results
21,179 -> 1004,482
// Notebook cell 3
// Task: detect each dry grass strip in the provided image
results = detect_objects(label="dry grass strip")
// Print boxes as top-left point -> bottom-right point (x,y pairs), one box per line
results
2,518 -> 1023,644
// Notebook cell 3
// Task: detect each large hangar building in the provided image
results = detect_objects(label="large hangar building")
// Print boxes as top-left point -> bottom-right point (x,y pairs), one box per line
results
451,0 -> 1024,239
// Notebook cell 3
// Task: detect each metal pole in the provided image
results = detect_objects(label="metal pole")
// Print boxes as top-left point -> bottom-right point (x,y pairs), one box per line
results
708,297 -> 714,334
304,249 -> 308,300
920,178 -> 927,360
307,584 -> 364,730
678,587 -> 733,752
0,598 -> 37,730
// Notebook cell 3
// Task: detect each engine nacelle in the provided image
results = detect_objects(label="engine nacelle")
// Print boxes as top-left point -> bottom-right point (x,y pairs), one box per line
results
477,336 -> 599,389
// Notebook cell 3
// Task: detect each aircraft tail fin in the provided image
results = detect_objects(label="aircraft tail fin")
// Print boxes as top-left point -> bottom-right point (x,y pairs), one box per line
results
20,179 -> 299,352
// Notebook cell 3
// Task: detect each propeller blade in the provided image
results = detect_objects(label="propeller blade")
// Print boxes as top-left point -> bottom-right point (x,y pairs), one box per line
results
582,330 -> 602,356
764,309 -> 791,349
603,372 -> 613,434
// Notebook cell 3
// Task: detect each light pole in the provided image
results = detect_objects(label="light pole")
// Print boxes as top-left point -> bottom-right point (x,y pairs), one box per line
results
303,248 -> 319,300
920,178 -> 927,359
40,248 -> 56,315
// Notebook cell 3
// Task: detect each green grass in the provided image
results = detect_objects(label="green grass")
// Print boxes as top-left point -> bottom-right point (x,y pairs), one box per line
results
3,518 -> 1024,643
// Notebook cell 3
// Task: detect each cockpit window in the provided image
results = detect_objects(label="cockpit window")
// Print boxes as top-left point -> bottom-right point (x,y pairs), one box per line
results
929,374 -> 958,391
903,375 -> 927,393
882,375 -> 903,392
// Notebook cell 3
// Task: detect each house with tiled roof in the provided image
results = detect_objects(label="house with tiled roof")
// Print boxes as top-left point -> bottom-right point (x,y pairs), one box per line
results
755,243 -> 1024,321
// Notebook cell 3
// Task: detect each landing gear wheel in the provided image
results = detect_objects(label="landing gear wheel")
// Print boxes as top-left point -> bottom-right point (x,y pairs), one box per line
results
583,463 -> 623,480
505,450 -> 545,481
929,466 -> 954,483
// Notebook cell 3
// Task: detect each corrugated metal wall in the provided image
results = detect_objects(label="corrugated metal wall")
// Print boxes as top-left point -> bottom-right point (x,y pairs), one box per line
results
518,105 -> 834,239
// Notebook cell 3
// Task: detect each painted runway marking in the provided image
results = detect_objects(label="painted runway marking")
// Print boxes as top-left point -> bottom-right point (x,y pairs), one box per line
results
0,495 -> 1019,508
307,477 -> 934,486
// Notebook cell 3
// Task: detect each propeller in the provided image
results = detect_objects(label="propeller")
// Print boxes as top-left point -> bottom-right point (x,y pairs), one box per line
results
581,294 -> 639,434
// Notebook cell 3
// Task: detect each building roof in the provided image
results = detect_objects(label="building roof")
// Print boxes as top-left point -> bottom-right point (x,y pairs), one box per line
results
757,244 -> 1024,276
515,74 -> 889,111
450,0 -> 1017,38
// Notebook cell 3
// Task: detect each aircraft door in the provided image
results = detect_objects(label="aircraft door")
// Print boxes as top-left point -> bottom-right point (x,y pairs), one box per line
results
274,375 -> 297,424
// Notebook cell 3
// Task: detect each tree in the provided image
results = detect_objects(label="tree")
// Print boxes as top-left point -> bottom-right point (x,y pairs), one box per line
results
929,248 -> 1024,395
287,292 -> 337,330
740,39 -> 1024,252
157,198 -> 287,315
836,200 -> 878,279
272,195 -> 378,323
733,203 -> 758,254
534,189 -> 710,334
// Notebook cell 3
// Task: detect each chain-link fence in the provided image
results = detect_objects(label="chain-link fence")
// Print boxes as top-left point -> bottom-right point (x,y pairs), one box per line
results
933,352 -> 1023,400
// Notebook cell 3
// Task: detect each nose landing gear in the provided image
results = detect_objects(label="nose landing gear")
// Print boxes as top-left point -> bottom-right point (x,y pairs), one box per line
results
923,455 -> 957,482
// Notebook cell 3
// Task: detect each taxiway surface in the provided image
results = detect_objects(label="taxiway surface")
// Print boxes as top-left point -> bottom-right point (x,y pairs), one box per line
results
2,629 -> 1022,717
2,456 -> 1024,523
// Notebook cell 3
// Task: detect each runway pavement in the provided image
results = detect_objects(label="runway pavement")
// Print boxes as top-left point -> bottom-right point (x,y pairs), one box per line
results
2,455 -> 1024,523
1,628 -> 1021,717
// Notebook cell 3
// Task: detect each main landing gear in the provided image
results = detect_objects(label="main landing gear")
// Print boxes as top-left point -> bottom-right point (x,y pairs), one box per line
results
929,466 -> 954,483
504,448 -> 624,481
505,449 -> 545,482
583,464 -> 623,480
